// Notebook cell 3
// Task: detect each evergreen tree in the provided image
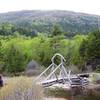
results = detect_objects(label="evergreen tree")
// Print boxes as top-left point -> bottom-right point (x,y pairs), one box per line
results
79,30 -> 100,70
52,25 -> 63,36
4,44 -> 27,73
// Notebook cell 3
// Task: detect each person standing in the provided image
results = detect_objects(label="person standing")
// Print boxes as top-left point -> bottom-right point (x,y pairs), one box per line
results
0,74 -> 3,87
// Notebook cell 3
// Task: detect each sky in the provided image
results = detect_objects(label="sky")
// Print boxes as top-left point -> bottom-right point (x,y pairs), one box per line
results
0,0 -> 100,15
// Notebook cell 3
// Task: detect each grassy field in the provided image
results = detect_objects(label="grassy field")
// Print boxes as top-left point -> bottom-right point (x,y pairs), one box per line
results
0,74 -> 100,100
0,76 -> 44,100
0,76 -> 67,100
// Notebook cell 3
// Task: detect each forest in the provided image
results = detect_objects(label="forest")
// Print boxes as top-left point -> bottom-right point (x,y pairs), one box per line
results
0,22 -> 100,75
0,10 -> 100,36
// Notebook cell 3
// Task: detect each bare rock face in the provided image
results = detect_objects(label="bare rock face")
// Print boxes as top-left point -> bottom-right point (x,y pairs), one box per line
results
26,60 -> 41,76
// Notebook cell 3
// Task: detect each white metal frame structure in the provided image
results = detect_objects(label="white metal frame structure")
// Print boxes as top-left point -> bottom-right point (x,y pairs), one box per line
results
34,53 -> 88,87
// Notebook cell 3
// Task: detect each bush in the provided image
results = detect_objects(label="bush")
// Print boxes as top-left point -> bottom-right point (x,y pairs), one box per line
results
76,89 -> 100,100
44,87 -> 71,98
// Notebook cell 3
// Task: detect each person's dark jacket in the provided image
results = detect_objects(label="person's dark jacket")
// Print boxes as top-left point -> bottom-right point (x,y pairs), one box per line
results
0,76 -> 3,87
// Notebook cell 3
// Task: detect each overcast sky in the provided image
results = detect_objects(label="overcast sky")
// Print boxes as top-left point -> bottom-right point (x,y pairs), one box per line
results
0,0 -> 100,15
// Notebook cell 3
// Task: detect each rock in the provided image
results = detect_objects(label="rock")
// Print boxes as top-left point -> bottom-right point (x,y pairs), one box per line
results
26,60 -> 41,76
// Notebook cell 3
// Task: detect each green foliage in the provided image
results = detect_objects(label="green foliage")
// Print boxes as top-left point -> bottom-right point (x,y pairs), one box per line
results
95,65 -> 100,72
0,10 -> 99,35
0,23 -> 14,35
13,31 -> 21,38
0,23 -> 38,37
79,30 -> 100,70
80,30 -> 100,60
4,44 -> 27,73
51,25 -> 63,36
0,34 -> 86,74
87,30 -> 100,59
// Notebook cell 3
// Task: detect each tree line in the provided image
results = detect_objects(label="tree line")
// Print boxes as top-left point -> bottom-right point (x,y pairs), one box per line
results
0,23 -> 100,75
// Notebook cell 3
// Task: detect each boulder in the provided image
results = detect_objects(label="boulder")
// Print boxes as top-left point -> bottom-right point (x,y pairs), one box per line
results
26,60 -> 41,76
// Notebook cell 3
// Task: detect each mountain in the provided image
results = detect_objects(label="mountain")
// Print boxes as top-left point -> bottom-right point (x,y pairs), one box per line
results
0,10 -> 100,35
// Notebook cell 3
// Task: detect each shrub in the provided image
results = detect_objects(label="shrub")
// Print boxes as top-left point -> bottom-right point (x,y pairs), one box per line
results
76,89 -> 100,100
44,87 -> 71,98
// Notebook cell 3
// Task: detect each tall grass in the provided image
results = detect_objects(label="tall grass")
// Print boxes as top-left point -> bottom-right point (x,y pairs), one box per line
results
0,77 -> 44,100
